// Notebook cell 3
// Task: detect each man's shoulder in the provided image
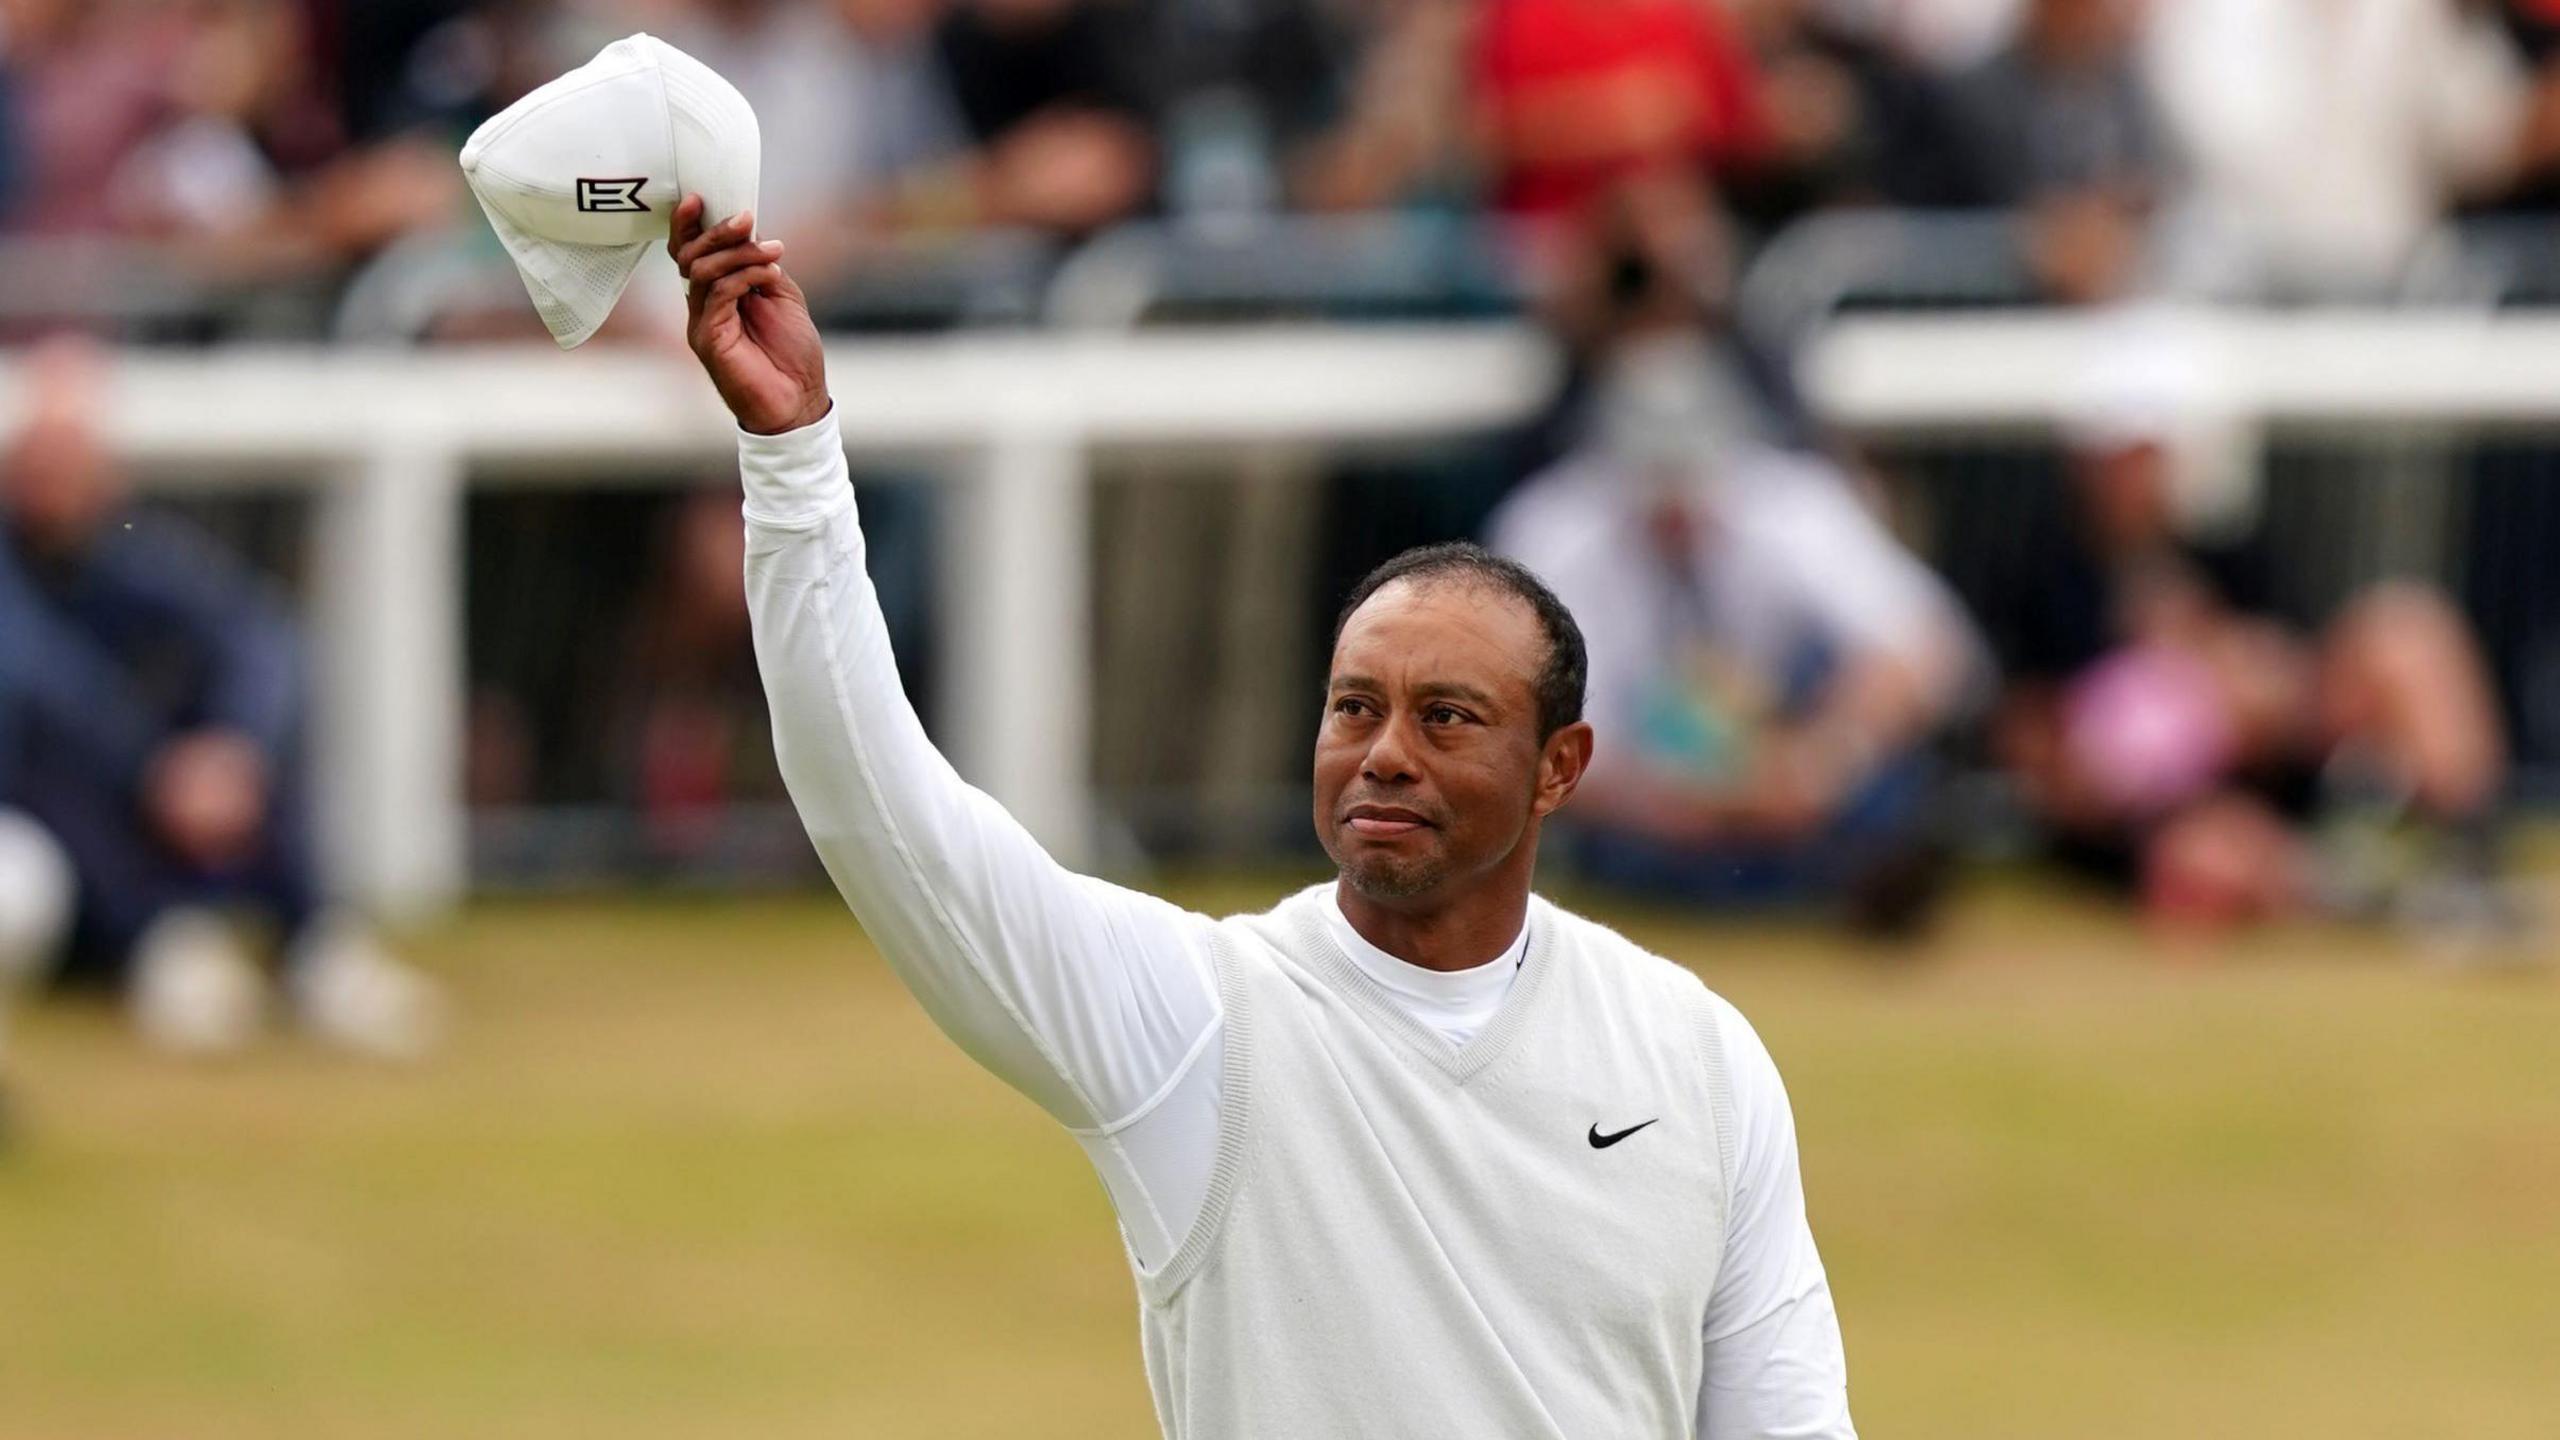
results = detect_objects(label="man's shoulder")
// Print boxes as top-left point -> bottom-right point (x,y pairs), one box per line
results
89,508 -> 270,594
1537,897 -> 1796,1110
1532,894 -> 1720,1011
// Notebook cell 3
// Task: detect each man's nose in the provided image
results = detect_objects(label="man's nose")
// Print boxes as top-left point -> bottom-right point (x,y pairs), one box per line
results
1361,715 -> 1421,785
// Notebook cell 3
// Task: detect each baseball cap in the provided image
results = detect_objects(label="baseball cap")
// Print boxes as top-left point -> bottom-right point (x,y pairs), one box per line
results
459,34 -> 760,348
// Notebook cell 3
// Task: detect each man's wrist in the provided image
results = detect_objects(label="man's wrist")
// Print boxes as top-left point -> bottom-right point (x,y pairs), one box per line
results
742,395 -> 835,437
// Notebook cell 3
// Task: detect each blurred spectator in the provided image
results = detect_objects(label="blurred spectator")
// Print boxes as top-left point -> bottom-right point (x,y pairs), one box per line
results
2478,0 -> 2560,210
1541,173 -> 1736,359
918,0 -> 1154,233
0,10 -> 24,219
0,340 -> 442,1056
659,0 -> 961,270
2144,0 -> 2559,299
1472,0 -> 1773,219
352,0 -> 589,143
1721,0 -> 1961,221
1995,369 -> 2518,933
1938,0 -> 2159,302
602,488 -> 783,866
319,0 -> 479,146
0,0 -> 458,321
1127,0 -> 1343,222
1286,0 -> 1475,212
1,0 -> 191,237
1493,330 -> 1985,932
1881,0 -> 2025,72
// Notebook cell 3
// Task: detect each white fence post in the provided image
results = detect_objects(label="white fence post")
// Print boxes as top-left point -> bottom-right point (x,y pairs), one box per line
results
310,438 -> 467,923
941,424 -> 1093,867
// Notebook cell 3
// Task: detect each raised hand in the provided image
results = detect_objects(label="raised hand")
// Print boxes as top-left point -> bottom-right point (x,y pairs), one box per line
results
668,194 -> 831,436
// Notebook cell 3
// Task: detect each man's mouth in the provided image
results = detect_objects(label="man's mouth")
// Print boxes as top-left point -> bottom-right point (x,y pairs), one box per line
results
1344,803 -> 1432,837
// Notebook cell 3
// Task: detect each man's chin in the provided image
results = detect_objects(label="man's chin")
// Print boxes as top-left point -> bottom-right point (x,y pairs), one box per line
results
1337,853 -> 1447,903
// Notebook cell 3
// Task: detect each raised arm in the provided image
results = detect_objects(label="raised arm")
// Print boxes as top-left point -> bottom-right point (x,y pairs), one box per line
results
672,199 -> 1222,1132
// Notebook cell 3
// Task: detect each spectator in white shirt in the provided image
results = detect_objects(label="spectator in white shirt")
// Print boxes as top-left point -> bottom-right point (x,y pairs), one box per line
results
1493,330 -> 1987,932
2144,0 -> 2546,300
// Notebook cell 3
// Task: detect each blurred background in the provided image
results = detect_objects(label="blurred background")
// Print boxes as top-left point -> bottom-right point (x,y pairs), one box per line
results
2,0 -> 2558,1434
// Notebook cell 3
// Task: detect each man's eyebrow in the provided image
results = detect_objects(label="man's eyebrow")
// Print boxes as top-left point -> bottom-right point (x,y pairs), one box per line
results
1326,674 -> 1501,708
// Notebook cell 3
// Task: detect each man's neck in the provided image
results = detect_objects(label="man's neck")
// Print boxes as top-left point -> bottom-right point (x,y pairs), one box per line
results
1332,876 -> 1531,974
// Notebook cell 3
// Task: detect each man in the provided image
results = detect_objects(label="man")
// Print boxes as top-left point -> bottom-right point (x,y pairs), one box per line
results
0,344 -> 442,1058
1496,330 -> 1983,931
672,196 -> 1856,1435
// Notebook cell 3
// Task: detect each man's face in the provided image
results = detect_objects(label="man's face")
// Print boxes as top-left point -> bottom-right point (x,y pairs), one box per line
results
2,409 -> 122,553
2076,440 -> 2175,556
1314,579 -> 1580,907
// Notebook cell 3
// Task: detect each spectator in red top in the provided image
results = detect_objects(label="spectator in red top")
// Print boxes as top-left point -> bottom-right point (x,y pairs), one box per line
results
1474,0 -> 1773,217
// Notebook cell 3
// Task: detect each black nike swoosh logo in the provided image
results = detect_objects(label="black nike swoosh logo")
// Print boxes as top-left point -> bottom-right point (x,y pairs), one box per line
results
1588,1119 -> 1659,1149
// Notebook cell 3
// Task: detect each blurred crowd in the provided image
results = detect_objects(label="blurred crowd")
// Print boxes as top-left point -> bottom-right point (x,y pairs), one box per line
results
3,0 -> 2554,1075
9,0 -> 2560,332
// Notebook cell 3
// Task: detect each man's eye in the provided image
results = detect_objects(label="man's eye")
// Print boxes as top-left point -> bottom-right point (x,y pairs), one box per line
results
1332,697 -> 1371,717
1425,704 -> 1465,725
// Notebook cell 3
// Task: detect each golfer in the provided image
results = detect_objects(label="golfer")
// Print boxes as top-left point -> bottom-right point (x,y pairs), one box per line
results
673,197 -> 1856,1438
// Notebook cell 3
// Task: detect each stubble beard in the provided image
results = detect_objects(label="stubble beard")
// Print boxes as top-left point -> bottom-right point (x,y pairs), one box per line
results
1335,845 -> 1450,902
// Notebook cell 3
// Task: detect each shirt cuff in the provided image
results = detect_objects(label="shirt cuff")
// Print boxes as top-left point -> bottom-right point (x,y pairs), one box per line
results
737,402 -> 850,530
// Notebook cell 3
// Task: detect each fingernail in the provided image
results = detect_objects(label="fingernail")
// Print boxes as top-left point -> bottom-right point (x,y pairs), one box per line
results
761,240 -> 783,254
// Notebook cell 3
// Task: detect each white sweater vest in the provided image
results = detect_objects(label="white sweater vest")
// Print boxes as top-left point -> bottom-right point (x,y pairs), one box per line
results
1134,886 -> 1738,1438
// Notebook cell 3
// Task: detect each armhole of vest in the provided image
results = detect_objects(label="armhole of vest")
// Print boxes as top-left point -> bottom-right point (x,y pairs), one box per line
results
1692,987 -> 1741,1227
1136,927 -> 1255,1305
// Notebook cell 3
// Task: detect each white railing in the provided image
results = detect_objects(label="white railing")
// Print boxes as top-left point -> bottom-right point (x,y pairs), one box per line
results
1800,307 -> 2560,427
0,328 -> 1557,920
17,309 -> 2560,920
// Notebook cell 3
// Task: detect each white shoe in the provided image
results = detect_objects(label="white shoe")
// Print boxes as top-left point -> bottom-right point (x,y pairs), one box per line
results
0,809 -> 73,988
289,920 -> 445,1062
129,910 -> 266,1056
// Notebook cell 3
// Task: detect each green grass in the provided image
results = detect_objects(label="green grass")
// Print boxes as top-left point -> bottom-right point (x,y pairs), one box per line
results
3,872 -> 2556,1438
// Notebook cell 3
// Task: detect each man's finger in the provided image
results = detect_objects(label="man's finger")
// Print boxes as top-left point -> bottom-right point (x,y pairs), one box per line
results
674,209 -> 756,278
761,264 -> 811,308
702,263 -> 783,314
667,194 -> 704,263
684,239 -> 784,294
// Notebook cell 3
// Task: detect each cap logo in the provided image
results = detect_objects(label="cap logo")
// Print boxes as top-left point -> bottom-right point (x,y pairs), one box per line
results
576,178 -> 650,214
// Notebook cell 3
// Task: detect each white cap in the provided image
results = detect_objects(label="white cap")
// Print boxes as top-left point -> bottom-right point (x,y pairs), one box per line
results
459,34 -> 760,348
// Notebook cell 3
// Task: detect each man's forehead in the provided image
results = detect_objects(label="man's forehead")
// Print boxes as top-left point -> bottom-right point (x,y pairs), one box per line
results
1332,576 -> 1544,681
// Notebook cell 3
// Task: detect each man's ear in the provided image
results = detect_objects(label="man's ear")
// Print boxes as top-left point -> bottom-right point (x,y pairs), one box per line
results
1532,720 -> 1595,818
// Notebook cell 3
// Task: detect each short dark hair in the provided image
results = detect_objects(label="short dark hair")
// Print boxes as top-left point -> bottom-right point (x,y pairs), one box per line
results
1330,542 -> 1588,740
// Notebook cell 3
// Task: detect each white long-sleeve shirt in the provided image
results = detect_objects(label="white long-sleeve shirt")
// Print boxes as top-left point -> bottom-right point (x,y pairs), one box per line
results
739,407 -> 1855,1436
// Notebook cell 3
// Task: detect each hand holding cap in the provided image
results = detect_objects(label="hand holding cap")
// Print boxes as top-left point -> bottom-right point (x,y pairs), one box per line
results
459,33 -> 760,347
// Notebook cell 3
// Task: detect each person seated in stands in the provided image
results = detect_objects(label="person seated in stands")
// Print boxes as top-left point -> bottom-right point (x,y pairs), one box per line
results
912,0 -> 1156,234
0,343 -> 442,1058
1995,380 -> 2518,937
3,0 -> 455,295
1935,0 -> 2162,304
1492,327 -> 1987,934
1473,0 -> 1774,221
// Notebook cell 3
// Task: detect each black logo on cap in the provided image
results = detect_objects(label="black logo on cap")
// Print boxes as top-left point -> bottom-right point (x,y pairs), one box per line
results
576,178 -> 650,213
